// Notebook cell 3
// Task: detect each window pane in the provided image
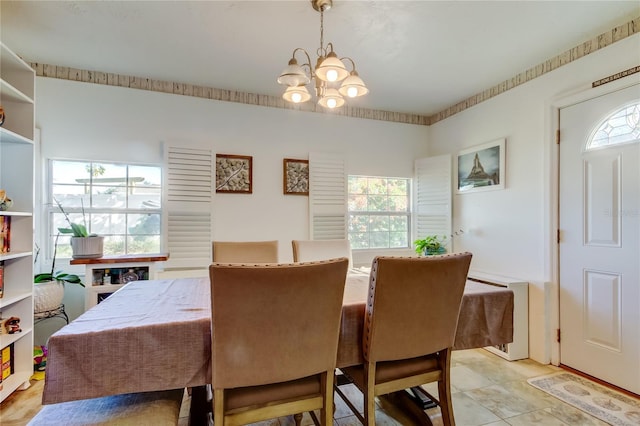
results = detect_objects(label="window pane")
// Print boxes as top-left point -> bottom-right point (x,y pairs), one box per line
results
92,187 -> 127,208
390,231 -> 408,248
387,179 -> 407,195
389,216 -> 408,231
348,195 -> 368,212
92,213 -> 127,235
348,233 -> 369,249
127,235 -> 161,254
104,235 -> 125,255
348,215 -> 369,233
367,195 -> 388,211
52,161 -> 91,185
370,216 -> 389,232
52,193 -> 91,209
128,214 -> 161,235
388,196 -> 408,212
370,232 -> 389,248
368,178 -> 387,194
348,176 -> 368,194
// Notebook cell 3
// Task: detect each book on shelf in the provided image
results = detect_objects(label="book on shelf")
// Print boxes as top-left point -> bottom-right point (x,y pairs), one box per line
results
0,215 -> 10,254
0,261 -> 3,298
1,343 -> 14,384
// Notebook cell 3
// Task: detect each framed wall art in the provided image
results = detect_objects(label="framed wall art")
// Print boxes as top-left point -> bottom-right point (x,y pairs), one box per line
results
215,154 -> 252,194
283,158 -> 309,195
456,138 -> 505,194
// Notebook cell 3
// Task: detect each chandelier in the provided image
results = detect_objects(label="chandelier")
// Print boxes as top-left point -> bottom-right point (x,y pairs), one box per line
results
277,0 -> 369,109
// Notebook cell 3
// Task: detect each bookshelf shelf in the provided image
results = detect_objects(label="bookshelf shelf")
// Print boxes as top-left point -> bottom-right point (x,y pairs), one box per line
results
0,42 -> 35,402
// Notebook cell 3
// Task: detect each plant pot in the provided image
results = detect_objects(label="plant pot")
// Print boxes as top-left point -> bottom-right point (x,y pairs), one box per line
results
34,280 -> 64,313
71,236 -> 104,259
424,246 -> 447,256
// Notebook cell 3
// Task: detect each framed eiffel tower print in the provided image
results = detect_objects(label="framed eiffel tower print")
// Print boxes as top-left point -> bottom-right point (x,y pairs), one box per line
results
456,138 -> 505,194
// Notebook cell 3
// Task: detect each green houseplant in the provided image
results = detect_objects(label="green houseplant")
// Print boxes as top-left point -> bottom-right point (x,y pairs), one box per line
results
54,197 -> 104,259
34,234 -> 84,314
414,235 -> 448,256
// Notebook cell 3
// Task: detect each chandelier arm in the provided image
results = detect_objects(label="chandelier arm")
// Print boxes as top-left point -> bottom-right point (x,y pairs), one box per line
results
341,57 -> 357,72
292,48 -> 314,79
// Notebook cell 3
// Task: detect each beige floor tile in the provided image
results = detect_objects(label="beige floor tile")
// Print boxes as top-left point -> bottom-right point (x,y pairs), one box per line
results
451,392 -> 502,426
465,384 -> 539,418
503,409 -> 570,425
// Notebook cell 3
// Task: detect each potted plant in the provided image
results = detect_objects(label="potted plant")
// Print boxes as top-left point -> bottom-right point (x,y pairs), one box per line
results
414,235 -> 448,256
33,234 -> 84,314
55,198 -> 104,259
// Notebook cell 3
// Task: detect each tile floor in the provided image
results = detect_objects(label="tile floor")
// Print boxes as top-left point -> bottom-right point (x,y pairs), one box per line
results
1,348 -> 612,425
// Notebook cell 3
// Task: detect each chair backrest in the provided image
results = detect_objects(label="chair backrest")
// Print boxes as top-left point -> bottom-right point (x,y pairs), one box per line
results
291,239 -> 353,268
212,240 -> 278,263
364,253 -> 472,363
209,258 -> 349,389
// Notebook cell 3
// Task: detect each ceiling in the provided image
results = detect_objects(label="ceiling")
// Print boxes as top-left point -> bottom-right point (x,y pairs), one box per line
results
2,1 -> 639,117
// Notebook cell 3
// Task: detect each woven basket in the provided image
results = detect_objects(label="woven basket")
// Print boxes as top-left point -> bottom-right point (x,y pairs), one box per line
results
34,280 -> 65,313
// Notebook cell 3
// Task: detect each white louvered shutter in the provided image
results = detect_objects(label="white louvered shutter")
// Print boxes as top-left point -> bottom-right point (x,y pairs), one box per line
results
309,152 -> 347,240
163,145 -> 213,269
414,155 -> 452,250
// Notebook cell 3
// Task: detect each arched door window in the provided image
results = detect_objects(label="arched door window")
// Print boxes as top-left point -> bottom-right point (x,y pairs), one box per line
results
587,101 -> 640,150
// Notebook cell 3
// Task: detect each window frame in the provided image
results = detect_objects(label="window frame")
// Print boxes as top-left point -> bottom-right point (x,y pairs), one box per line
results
45,158 -> 163,260
347,175 -> 412,250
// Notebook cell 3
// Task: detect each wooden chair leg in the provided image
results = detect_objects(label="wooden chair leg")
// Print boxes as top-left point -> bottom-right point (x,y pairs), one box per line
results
364,362 -> 376,426
438,349 -> 455,426
213,388 -> 225,426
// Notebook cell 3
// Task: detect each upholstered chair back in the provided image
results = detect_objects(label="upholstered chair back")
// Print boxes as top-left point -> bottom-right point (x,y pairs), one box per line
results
212,240 -> 278,263
291,239 -> 352,268
209,258 -> 348,388
364,252 -> 472,362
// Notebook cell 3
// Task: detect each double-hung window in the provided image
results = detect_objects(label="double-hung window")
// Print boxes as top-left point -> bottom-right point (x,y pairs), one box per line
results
347,175 -> 411,249
48,160 -> 162,258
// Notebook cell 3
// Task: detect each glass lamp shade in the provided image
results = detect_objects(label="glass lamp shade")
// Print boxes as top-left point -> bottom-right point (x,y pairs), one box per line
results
317,88 -> 345,109
315,52 -> 349,82
277,60 -> 311,87
282,85 -> 312,103
338,72 -> 369,98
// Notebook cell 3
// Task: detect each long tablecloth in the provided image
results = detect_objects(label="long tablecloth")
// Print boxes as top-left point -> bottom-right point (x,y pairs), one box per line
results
43,274 -> 513,404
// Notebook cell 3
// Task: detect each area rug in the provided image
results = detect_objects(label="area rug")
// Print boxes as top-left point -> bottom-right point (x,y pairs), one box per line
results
528,372 -> 640,426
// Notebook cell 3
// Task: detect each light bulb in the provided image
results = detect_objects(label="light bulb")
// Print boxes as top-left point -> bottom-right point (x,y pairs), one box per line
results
327,98 -> 337,108
326,69 -> 338,82
347,86 -> 358,98
291,92 -> 302,103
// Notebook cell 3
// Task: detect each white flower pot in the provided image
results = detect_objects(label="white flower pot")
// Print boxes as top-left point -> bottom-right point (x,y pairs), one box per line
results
71,236 -> 104,259
34,280 -> 65,313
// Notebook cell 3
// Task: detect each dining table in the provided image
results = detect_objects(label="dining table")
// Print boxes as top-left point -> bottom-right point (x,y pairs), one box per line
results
42,271 -> 513,423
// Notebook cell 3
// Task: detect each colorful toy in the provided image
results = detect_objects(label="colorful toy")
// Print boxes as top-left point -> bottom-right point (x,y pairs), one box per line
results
33,345 -> 47,371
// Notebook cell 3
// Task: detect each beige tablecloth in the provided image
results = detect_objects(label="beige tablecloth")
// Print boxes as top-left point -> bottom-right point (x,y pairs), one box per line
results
43,275 -> 513,404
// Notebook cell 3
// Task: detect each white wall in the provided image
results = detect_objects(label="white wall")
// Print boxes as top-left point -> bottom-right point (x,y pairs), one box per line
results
33,77 -> 428,341
427,34 -> 640,363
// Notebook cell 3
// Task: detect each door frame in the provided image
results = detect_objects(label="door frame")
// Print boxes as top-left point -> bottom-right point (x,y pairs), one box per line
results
545,75 -> 640,366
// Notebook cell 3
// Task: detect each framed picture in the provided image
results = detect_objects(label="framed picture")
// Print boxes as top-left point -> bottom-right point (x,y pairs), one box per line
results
283,158 -> 309,195
215,154 -> 252,194
456,138 -> 505,193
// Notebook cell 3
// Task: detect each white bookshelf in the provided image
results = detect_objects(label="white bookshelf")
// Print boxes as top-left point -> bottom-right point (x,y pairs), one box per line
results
0,42 -> 35,401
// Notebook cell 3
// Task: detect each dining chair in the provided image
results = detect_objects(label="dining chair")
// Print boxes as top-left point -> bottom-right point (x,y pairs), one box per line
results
209,258 -> 349,426
212,240 -> 279,263
335,252 -> 473,426
291,239 -> 353,268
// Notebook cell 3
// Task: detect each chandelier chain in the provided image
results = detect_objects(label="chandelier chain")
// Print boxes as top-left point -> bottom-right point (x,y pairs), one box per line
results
319,9 -> 325,57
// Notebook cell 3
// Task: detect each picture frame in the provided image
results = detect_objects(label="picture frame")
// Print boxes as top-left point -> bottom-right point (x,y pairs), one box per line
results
215,154 -> 252,194
456,138 -> 505,194
283,158 -> 309,195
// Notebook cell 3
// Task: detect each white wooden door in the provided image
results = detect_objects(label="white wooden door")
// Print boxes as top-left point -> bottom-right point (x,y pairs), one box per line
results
559,83 -> 640,394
